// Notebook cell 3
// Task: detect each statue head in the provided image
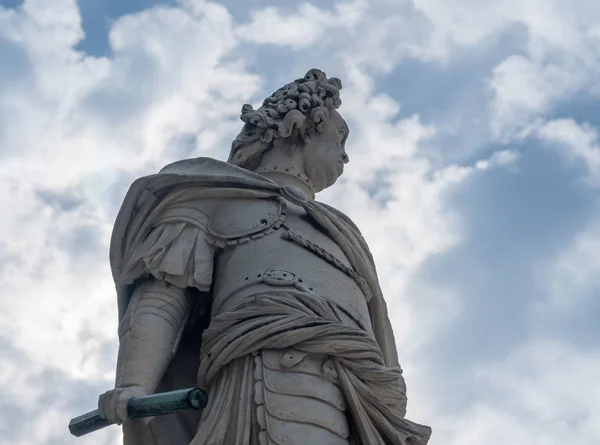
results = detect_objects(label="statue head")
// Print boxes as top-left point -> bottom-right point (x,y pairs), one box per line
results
228,68 -> 349,192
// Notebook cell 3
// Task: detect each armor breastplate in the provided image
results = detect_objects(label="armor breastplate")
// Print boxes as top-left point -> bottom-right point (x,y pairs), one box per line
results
211,194 -> 373,333
206,196 -> 286,247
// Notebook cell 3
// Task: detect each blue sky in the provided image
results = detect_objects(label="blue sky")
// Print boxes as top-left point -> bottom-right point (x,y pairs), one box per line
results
0,1 -> 599,444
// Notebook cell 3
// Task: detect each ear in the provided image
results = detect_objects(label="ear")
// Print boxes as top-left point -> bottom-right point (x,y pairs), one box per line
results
299,121 -> 316,145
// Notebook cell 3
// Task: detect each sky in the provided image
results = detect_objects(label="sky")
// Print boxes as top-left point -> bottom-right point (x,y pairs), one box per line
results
0,0 -> 599,444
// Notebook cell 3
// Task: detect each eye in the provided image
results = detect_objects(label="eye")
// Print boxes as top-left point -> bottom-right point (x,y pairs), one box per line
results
338,126 -> 349,144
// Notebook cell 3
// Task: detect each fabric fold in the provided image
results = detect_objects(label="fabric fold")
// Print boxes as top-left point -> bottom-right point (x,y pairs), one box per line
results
109,157 -> 432,445
194,290 -> 432,445
121,221 -> 215,291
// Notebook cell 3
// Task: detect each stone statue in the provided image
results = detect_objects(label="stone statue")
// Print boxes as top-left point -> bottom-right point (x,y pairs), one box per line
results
99,69 -> 432,445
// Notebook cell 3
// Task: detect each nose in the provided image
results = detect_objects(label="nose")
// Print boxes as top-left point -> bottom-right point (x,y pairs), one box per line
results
341,152 -> 349,164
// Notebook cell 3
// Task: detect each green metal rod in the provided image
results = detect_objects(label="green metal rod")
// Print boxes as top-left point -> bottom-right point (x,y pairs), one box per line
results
68,387 -> 208,437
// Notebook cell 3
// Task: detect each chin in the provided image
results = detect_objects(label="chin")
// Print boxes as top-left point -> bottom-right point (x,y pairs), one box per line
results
324,174 -> 340,189
311,165 -> 342,191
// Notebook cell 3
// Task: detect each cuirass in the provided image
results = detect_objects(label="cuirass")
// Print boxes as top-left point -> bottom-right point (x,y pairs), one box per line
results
210,194 -> 373,333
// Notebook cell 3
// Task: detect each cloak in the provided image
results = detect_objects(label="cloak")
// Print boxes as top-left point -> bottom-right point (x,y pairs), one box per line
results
108,157 -> 429,444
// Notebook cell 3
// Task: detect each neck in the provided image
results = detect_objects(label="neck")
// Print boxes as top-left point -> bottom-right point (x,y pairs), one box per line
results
254,148 -> 315,200
255,168 -> 315,200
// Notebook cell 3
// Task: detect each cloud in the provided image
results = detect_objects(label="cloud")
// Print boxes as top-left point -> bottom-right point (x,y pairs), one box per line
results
535,218 -> 600,310
406,337 -> 600,445
0,1 -> 490,440
535,118 -> 600,184
485,1 -> 600,138
236,0 -> 368,48
0,0 -> 262,442
489,55 -> 595,139
322,77 -> 522,359
0,1 -> 598,444
464,340 -> 600,444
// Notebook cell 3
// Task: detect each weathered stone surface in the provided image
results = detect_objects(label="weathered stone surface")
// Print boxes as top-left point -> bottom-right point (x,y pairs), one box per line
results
99,69 -> 432,445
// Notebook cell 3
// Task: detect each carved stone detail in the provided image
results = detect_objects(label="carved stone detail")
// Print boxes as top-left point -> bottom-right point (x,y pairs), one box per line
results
207,198 -> 286,248
255,349 -> 350,445
280,226 -> 373,301
101,68 -> 432,445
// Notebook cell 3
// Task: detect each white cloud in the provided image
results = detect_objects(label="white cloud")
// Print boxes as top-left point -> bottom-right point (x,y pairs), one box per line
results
535,118 -> 600,183
0,0 -> 597,444
411,0 -> 599,58
535,218 -> 600,310
236,0 -> 368,48
320,66 -> 521,354
408,340 -> 600,444
485,1 -> 600,138
233,0 -> 600,142
0,3 -> 486,441
395,0 -> 600,138
0,1 -> 263,442
489,55 -> 594,139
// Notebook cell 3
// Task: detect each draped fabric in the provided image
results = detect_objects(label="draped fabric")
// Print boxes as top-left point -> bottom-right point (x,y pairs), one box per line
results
109,157 -> 432,445
192,290 -> 431,445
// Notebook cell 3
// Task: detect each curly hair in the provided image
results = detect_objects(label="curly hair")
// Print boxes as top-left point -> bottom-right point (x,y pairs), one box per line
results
228,68 -> 343,171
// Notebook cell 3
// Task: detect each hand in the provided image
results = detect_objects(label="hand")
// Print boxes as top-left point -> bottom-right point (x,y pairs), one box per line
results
98,385 -> 152,426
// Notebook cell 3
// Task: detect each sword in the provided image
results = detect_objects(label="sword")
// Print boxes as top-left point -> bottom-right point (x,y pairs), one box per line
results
68,387 -> 208,437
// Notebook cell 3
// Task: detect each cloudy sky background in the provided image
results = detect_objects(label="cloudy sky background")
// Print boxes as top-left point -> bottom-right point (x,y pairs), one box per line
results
1,0 -> 599,443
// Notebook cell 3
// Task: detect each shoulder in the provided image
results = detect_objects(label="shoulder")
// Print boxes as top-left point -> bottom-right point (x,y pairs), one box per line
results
207,195 -> 286,247
111,188 -> 223,295
315,201 -> 362,235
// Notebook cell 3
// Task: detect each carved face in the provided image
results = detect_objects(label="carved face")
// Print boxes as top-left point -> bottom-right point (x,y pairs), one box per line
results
302,110 -> 350,192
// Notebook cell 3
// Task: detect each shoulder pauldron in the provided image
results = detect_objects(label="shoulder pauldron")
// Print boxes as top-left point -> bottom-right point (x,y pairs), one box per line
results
207,196 -> 286,247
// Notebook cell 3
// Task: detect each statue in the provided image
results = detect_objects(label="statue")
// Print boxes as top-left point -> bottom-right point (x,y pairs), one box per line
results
97,69 -> 432,445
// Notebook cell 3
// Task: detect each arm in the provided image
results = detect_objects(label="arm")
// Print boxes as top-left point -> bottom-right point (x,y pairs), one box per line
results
99,279 -> 193,424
